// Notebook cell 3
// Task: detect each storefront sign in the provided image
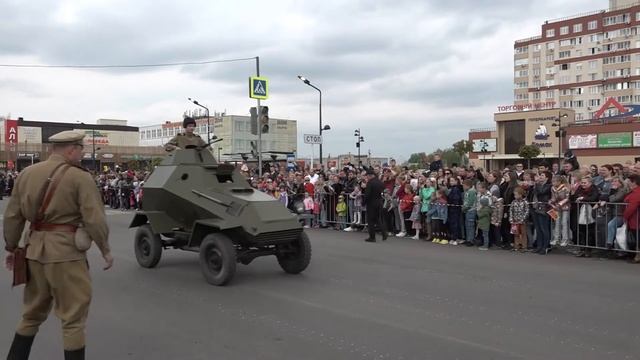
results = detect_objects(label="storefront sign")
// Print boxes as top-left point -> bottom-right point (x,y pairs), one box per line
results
17,152 -> 40,159
4,119 -> 18,148
79,130 -> 110,145
634,131 -> 640,147
472,139 -> 497,152
597,132 -> 632,148
497,101 -> 556,112
568,134 -> 597,149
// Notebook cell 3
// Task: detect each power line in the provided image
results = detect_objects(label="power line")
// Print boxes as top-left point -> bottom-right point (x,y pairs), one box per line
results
0,57 -> 257,69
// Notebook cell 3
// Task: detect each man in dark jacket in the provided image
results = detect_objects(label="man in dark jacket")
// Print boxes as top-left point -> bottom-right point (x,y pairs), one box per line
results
364,169 -> 387,242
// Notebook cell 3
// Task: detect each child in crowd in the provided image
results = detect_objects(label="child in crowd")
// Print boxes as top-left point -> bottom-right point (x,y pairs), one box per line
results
428,189 -> 449,244
509,186 -> 529,251
398,184 -> 415,237
549,175 -> 571,246
278,184 -> 288,208
420,178 -> 436,241
462,179 -> 478,246
350,185 -> 363,226
477,197 -> 492,250
336,194 -> 348,230
303,192 -> 315,228
313,196 -> 321,228
409,195 -> 422,240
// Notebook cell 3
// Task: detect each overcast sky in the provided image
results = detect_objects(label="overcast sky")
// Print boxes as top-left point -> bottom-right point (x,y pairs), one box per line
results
0,0 -> 606,161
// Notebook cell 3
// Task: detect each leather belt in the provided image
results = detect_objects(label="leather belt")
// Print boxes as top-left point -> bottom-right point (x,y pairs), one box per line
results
30,223 -> 78,233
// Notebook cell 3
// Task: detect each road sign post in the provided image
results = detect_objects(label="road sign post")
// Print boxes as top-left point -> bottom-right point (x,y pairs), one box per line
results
249,64 -> 269,176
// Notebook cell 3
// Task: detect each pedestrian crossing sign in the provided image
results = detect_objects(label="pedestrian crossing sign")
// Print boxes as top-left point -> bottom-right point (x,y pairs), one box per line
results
249,76 -> 269,99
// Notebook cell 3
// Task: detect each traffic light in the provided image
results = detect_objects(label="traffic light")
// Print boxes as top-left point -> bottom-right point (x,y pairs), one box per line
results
250,107 -> 258,135
260,106 -> 269,133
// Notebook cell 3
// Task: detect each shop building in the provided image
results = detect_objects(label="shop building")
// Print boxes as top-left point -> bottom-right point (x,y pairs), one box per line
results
469,102 -> 640,169
0,117 -> 164,172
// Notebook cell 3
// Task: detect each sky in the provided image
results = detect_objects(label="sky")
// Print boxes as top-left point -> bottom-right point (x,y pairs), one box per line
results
0,0 -> 606,162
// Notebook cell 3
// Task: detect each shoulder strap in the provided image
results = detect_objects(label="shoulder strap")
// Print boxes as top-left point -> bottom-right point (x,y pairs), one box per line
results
33,163 -> 67,221
35,164 -> 72,222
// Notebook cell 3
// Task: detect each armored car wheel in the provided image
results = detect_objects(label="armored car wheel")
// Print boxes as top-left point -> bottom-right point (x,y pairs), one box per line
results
199,233 -> 237,286
134,224 -> 162,268
277,231 -> 311,274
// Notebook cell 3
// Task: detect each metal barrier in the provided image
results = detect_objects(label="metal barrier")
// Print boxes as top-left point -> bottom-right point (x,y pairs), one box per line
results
279,188 -> 640,257
574,201 -> 639,255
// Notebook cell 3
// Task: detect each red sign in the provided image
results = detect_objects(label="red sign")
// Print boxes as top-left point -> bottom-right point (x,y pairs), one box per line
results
594,98 -> 626,119
5,119 -> 18,148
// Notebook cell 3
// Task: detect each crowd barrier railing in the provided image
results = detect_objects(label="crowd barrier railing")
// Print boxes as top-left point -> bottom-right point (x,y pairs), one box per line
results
287,192 -> 639,255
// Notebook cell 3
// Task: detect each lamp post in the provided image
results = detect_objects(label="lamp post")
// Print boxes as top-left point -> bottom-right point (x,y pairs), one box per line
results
298,75 -> 330,168
188,98 -> 210,143
354,128 -> 364,167
552,112 -> 569,168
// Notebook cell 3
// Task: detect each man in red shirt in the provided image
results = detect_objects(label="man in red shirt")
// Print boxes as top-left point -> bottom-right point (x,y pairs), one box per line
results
623,174 -> 640,263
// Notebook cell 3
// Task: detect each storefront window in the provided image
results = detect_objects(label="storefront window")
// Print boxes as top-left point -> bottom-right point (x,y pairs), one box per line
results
503,120 -> 525,154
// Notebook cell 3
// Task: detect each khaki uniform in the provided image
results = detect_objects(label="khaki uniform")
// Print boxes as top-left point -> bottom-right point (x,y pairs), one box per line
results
164,132 -> 207,151
3,153 -> 109,351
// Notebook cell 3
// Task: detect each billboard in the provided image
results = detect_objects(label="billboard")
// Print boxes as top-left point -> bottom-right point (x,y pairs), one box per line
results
472,138 -> 497,152
568,134 -> 597,149
597,132 -> 632,148
634,131 -> 640,147
4,119 -> 18,149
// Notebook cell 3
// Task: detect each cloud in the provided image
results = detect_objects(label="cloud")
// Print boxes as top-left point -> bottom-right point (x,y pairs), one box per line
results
0,0 -> 605,160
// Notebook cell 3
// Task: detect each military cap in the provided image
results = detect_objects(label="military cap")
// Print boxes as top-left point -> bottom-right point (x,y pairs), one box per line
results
183,116 -> 196,128
48,130 -> 85,145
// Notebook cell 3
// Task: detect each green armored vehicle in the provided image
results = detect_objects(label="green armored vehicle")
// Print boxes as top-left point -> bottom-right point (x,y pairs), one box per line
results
129,141 -> 311,286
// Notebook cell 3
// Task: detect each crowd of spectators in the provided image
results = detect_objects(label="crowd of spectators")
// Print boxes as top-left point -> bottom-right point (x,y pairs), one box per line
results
245,153 -> 640,263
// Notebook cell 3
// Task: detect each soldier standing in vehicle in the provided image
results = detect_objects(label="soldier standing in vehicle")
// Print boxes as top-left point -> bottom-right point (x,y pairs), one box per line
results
164,116 -> 208,151
4,130 -> 112,360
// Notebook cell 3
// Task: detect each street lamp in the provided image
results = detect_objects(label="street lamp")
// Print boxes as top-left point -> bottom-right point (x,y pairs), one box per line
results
354,128 -> 364,167
552,112 -> 569,168
188,97 -> 210,143
298,75 -> 330,168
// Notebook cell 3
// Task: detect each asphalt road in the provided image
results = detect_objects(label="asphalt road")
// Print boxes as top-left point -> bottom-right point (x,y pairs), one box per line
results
1,204 -> 639,359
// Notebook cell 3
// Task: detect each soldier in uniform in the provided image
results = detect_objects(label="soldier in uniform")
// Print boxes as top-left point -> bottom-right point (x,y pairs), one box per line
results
164,116 -> 208,151
364,168 -> 388,242
4,130 -> 112,360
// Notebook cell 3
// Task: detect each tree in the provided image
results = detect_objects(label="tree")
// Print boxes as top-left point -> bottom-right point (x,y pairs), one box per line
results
407,152 -> 428,166
518,144 -> 541,168
452,140 -> 473,165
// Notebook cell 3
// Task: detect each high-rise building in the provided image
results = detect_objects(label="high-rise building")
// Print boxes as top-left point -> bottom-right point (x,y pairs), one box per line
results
514,0 -> 640,123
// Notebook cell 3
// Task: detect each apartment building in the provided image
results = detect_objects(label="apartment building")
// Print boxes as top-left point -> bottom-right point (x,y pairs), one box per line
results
514,0 -> 640,123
